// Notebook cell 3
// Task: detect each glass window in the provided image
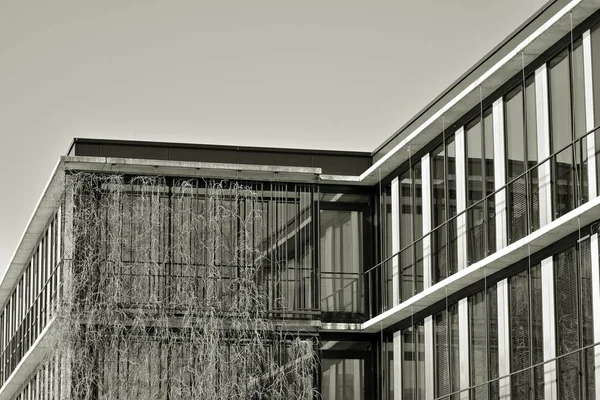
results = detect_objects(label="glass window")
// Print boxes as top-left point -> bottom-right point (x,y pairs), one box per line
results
549,50 -> 575,217
402,321 -> 425,400
509,263 -> 543,400
525,77 -> 540,232
432,137 -> 458,285
398,160 -> 424,301
321,359 -> 364,400
505,86 -> 529,243
554,240 -> 595,398
466,109 -> 494,265
320,209 -> 364,316
469,285 -> 498,400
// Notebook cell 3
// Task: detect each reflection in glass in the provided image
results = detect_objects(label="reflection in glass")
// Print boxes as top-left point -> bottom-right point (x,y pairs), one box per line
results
320,210 -> 363,314
505,87 -> 528,243
321,358 -> 364,400
549,50 -> 575,218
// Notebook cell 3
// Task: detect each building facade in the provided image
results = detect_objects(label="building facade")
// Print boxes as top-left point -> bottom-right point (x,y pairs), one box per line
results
4,0 -> 600,399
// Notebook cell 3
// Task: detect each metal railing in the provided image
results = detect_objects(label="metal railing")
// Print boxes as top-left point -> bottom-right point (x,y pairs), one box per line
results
366,126 -> 599,318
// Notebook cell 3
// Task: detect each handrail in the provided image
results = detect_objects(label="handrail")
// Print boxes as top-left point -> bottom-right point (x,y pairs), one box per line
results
365,124 -> 600,276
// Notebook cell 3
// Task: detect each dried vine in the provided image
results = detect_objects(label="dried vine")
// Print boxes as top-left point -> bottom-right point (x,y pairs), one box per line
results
50,172 -> 317,400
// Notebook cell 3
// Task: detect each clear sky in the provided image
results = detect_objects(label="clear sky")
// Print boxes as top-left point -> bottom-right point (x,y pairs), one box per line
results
0,0 -> 547,273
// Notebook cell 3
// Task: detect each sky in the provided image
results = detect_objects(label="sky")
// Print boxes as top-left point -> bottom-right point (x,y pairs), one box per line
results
0,0 -> 548,273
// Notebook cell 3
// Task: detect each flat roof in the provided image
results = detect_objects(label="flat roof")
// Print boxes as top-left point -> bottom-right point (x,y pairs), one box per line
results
68,138 -> 372,176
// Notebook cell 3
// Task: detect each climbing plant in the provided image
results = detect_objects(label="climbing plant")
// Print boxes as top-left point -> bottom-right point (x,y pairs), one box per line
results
50,172 -> 317,400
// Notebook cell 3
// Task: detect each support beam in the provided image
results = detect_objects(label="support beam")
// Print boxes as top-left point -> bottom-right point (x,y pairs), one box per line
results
497,278 -> 511,399
424,316 -> 434,400
422,154 -> 432,289
393,330 -> 403,400
584,29 -> 597,199
590,233 -> 600,400
458,298 -> 470,400
455,127 -> 468,271
493,98 -> 508,251
392,177 -> 401,306
536,64 -> 553,227
541,256 -> 557,399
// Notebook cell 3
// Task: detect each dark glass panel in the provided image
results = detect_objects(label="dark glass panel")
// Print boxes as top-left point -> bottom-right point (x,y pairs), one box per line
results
321,358 -> 364,400
505,87 -> 529,242
580,239 -> 595,399
469,291 -> 488,400
413,161 -> 423,240
525,77 -> 540,232
549,50 -> 575,218
484,109 -> 496,255
432,145 -> 446,228
416,322 -> 425,400
466,119 -> 484,209
555,246 -> 580,399
488,285 -> 499,399
506,87 -> 526,179
530,263 -> 544,400
573,40 -> 589,203
510,269 -> 530,400
402,327 -> 416,400
449,304 -> 460,400
400,170 -> 413,248
447,138 -> 457,219
432,145 -> 448,284
435,311 -> 450,399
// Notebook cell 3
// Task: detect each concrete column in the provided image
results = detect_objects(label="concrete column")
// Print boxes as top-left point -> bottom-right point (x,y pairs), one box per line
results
541,256 -> 558,399
497,278 -> 511,399
493,98 -> 508,250
392,177 -> 401,306
459,298 -> 470,400
536,64 -> 553,227
584,30 -> 598,199
421,154 -> 432,289
393,330 -> 403,400
590,233 -> 600,400
424,316 -> 435,399
455,127 -> 468,270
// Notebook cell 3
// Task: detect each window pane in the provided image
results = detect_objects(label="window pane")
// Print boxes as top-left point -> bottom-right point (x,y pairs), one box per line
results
435,311 -> 450,398
510,269 -> 530,400
549,50 -> 575,218
321,358 -> 364,400
555,246 -> 580,399
469,291 -> 487,400
320,210 -> 363,314
525,77 -> 540,232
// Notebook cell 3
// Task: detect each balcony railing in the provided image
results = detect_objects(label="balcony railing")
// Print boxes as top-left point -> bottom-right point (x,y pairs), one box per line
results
366,126 -> 598,318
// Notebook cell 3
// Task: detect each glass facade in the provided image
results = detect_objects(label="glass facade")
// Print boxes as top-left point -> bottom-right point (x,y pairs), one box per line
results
0,209 -> 62,388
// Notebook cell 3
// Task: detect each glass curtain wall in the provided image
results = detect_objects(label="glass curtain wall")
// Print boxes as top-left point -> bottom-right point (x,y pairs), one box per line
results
548,40 -> 587,218
468,285 -> 499,400
554,239 -> 595,399
509,263 -> 544,400
319,192 -> 369,320
402,321 -> 425,400
320,341 -> 371,400
399,162 -> 424,302
432,137 -> 458,285
466,109 -> 495,265
433,304 -> 460,400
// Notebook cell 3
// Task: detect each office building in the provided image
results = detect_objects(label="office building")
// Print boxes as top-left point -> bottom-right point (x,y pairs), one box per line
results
3,0 -> 600,398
